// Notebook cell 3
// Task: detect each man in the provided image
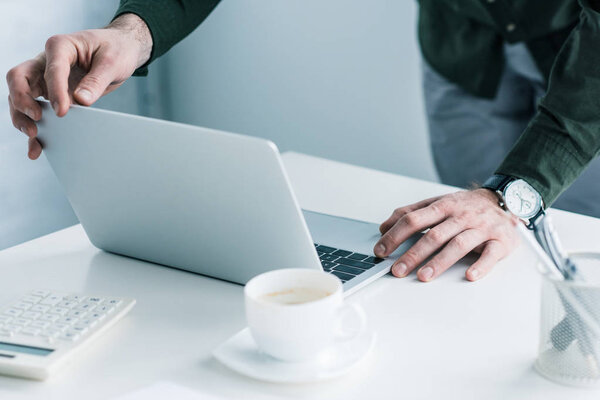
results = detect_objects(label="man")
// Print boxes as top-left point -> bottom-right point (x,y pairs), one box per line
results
6,1 -> 600,283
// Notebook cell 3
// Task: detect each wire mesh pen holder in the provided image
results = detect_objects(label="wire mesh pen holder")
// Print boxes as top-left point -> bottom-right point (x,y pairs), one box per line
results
535,253 -> 600,388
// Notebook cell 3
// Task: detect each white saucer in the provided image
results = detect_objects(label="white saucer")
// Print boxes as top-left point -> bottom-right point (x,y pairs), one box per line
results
213,328 -> 376,383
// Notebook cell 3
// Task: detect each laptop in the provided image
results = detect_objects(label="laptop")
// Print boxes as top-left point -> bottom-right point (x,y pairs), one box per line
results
36,101 -> 417,295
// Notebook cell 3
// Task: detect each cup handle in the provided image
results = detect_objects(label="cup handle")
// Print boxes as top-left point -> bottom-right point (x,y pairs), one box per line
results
334,303 -> 367,343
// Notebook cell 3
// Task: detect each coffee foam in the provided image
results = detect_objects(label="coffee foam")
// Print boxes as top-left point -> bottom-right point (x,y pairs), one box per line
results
259,287 -> 331,305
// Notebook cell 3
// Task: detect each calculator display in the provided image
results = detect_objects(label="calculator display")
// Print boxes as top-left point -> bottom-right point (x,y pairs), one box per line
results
0,342 -> 54,357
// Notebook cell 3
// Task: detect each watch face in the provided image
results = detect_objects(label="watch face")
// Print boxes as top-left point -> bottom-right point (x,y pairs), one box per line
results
503,179 -> 542,219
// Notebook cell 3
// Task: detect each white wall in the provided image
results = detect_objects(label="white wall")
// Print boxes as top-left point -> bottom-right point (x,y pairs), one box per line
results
1,0 -> 434,250
163,0 -> 436,182
0,0 -> 163,250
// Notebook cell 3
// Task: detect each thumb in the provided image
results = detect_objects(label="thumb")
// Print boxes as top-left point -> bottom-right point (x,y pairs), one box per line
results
73,60 -> 117,106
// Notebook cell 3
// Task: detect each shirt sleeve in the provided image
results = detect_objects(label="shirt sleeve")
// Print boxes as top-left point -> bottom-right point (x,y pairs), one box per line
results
496,0 -> 600,207
113,0 -> 221,76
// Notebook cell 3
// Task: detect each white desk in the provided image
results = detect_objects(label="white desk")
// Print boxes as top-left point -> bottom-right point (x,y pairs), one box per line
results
1,152 -> 599,399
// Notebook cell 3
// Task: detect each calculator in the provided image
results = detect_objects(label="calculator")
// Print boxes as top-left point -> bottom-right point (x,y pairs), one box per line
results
0,290 -> 135,380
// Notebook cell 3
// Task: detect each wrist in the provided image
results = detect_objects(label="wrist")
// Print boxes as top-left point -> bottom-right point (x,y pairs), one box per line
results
106,13 -> 153,69
474,188 -> 504,209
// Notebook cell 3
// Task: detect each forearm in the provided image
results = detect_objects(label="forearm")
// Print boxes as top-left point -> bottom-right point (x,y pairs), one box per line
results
113,0 -> 221,75
107,13 -> 153,69
496,0 -> 600,206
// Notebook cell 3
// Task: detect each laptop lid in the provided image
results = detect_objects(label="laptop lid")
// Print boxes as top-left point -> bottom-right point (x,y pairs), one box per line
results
36,102 -> 322,284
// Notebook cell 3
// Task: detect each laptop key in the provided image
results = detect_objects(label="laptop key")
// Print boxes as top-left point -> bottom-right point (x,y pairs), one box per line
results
334,265 -> 364,275
364,256 -> 384,264
321,261 -> 337,269
320,254 -> 339,262
331,270 -> 354,282
336,258 -> 375,270
332,250 -> 352,257
348,253 -> 369,261
316,245 -> 337,254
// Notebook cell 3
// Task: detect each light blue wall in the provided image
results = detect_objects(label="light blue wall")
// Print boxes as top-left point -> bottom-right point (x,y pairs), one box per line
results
1,0 -> 433,250
162,0 -> 436,182
0,0 -> 164,250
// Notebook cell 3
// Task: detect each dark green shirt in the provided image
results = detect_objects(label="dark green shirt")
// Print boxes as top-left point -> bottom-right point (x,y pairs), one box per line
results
115,0 -> 600,208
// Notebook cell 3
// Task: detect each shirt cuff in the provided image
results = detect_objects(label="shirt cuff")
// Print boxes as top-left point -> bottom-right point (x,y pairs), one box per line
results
495,107 -> 589,207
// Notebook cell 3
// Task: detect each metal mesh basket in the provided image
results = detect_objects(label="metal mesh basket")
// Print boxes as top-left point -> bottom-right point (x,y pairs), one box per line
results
535,253 -> 600,387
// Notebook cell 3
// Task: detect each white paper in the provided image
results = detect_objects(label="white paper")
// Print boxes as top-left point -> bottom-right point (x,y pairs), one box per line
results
112,381 -> 225,400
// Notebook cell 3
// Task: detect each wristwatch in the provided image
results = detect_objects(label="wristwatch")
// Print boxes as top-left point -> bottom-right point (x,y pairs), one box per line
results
482,174 -> 545,228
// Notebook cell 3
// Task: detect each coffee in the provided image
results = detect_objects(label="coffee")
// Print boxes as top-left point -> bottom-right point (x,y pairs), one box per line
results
259,287 -> 331,305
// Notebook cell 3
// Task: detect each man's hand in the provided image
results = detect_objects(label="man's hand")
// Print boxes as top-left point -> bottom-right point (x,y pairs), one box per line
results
374,188 -> 520,282
6,13 -> 152,159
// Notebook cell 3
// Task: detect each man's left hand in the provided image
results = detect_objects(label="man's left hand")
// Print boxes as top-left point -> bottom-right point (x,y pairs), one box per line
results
374,188 -> 520,282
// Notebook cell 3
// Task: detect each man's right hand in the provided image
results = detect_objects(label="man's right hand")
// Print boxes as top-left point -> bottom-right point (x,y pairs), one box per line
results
6,13 -> 153,160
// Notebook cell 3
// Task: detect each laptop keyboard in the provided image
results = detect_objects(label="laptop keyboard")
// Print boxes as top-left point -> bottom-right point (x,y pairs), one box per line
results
314,244 -> 384,283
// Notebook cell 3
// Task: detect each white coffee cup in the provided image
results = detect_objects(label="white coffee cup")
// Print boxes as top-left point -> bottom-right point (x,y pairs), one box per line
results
244,268 -> 366,362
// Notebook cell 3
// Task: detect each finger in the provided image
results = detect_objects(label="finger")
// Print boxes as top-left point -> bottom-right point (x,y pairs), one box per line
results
379,196 -> 441,234
375,202 -> 447,258
73,54 -> 118,105
8,96 -> 38,138
6,66 -> 43,121
417,228 -> 483,282
44,35 -> 77,116
466,240 -> 505,281
28,137 -> 42,160
391,218 -> 465,278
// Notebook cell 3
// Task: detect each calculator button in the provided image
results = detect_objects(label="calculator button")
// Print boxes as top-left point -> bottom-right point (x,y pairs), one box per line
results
64,295 -> 86,302
22,295 -> 43,304
31,290 -> 50,297
43,329 -> 61,337
3,324 -> 22,334
30,305 -> 50,313
89,312 -> 105,321
11,301 -> 33,310
59,331 -> 80,342
29,321 -> 51,329
58,301 -> 78,309
0,315 -> 12,323
79,319 -> 98,328
49,307 -> 69,316
76,303 -> 96,312
71,325 -> 89,335
20,327 -> 41,336
0,329 -> 14,338
21,311 -> 41,320
86,297 -> 104,303
106,299 -> 122,307
68,310 -> 87,319
4,308 -> 23,317
39,314 -> 60,323
12,318 -> 31,327
96,305 -> 114,314
40,295 -> 63,306
57,317 -> 78,325
51,323 -> 70,332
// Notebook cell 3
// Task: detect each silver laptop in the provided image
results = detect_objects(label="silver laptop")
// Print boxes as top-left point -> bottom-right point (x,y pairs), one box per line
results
36,102 -> 417,295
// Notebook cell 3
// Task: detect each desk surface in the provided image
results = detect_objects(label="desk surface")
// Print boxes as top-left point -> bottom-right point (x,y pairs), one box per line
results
1,152 -> 600,399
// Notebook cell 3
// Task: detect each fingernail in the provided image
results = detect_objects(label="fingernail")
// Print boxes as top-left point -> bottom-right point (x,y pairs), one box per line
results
376,244 -> 386,257
52,101 -> 59,114
76,89 -> 92,103
25,108 -> 35,120
20,127 -> 29,136
419,266 -> 434,281
393,262 -> 407,277
469,269 -> 480,280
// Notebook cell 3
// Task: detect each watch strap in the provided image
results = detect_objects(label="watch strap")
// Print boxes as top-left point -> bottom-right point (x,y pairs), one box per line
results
481,174 -> 513,192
